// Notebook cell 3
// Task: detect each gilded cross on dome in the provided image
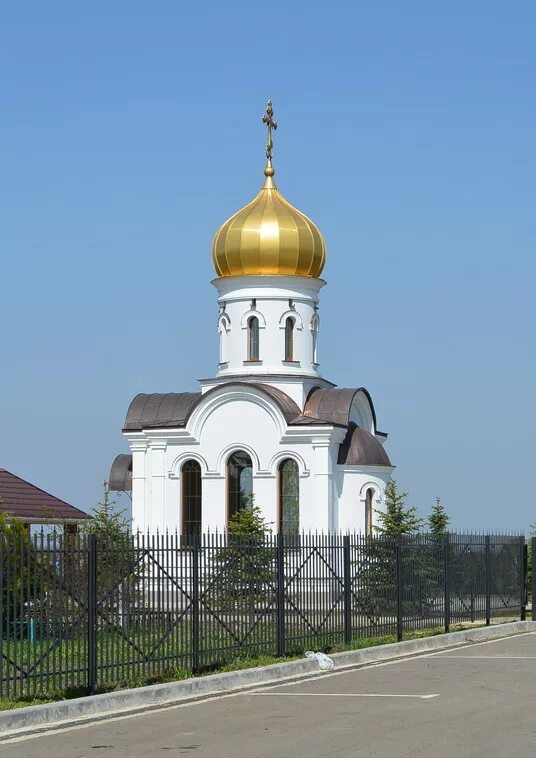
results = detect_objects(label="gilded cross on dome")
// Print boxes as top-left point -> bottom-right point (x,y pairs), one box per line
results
262,100 -> 277,162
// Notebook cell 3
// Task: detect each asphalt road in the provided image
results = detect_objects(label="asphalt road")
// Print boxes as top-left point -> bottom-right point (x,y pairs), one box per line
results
2,632 -> 536,757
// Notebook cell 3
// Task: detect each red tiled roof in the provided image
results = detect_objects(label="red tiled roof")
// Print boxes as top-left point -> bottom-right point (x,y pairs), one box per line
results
0,469 -> 91,522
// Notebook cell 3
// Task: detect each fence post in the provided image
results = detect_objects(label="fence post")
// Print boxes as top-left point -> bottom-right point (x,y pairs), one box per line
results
191,534 -> 200,673
343,535 -> 351,645
485,535 -> 491,626
520,536 -> 527,621
87,534 -> 97,695
444,533 -> 450,633
396,535 -> 403,642
532,538 -> 536,623
276,533 -> 285,657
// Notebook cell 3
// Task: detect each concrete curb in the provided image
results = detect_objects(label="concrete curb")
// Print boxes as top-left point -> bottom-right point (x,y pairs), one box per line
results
1,620 -> 534,737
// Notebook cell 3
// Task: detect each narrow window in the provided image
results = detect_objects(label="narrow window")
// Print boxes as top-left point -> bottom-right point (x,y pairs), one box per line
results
219,319 -> 229,364
227,451 -> 253,520
279,458 -> 299,537
284,317 -> 294,362
248,316 -> 259,361
182,460 -> 202,543
311,317 -> 319,365
365,488 -> 374,536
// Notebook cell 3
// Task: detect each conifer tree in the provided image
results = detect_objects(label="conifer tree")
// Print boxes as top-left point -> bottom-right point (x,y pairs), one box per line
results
82,482 -> 138,616
358,481 -> 422,621
428,497 -> 449,536
375,480 -> 423,535
424,497 -> 450,609
227,500 -> 269,538
83,481 -> 131,540
215,496 -> 275,619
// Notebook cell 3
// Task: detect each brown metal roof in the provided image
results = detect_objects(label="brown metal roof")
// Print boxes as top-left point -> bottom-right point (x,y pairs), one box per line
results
123,392 -> 202,431
337,424 -> 392,467
122,383 -> 334,432
108,454 -> 132,492
0,469 -> 91,522
249,384 -> 302,423
120,384 -> 392,470
303,387 -> 378,428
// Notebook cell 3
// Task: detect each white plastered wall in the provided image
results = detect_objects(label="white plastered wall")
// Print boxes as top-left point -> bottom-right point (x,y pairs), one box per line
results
126,383 -> 346,534
213,276 -> 325,398
335,467 -> 393,533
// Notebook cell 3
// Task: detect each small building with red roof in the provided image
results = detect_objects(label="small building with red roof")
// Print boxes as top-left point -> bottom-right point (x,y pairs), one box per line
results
0,468 -> 91,529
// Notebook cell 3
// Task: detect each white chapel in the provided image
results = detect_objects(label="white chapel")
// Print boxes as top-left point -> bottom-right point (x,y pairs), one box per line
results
109,102 -> 394,535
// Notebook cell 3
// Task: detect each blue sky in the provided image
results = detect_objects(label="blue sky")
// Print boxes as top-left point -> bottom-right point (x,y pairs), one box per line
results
1,1 -> 535,530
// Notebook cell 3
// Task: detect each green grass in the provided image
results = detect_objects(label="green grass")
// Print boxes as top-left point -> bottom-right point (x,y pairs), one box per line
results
0,696 -> 55,711
329,622 -> 487,653
0,617 -> 516,711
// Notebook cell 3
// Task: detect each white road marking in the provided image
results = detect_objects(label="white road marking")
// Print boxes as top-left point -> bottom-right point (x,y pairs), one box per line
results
252,692 -> 440,699
253,630 -> 536,689
426,632 -> 536,657
1,631 -> 532,745
433,655 -> 536,659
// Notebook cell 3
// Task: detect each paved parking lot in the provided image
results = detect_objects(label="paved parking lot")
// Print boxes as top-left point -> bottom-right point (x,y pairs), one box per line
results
2,631 -> 536,757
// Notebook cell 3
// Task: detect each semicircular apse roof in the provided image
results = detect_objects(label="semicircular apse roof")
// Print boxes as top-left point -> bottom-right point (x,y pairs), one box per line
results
337,423 -> 392,467
303,387 -> 378,429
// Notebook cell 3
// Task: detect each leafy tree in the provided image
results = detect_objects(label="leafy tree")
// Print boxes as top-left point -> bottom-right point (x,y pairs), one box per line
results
0,511 -> 36,635
428,497 -> 449,536
375,480 -> 424,536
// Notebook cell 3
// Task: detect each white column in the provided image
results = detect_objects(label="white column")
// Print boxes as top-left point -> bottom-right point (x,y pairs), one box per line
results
130,442 -> 148,532
149,442 -> 167,532
310,437 -> 332,532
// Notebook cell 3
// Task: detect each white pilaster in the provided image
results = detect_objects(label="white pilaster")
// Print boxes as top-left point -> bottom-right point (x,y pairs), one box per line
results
310,438 -> 332,532
308,429 -> 346,532
149,442 -> 167,532
130,441 -> 148,532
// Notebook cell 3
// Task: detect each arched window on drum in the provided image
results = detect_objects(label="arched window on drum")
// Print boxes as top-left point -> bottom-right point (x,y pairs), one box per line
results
284,317 -> 294,362
310,313 -> 319,366
247,316 -> 260,361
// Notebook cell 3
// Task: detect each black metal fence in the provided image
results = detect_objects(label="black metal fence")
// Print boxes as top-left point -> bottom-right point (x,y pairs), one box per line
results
0,531 -> 527,700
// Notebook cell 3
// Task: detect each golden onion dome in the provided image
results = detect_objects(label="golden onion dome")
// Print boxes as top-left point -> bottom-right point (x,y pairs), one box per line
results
212,101 -> 326,279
